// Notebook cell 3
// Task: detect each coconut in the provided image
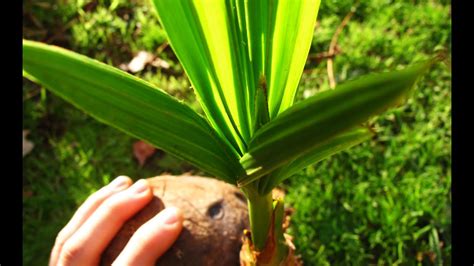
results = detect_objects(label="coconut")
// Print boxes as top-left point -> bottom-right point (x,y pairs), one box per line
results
101,175 -> 249,266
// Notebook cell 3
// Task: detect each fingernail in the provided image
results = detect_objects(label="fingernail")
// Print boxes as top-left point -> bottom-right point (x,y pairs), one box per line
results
161,207 -> 181,225
129,179 -> 149,194
109,176 -> 130,191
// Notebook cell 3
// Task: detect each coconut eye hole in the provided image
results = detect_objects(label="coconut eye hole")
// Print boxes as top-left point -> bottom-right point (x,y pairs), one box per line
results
207,201 -> 224,219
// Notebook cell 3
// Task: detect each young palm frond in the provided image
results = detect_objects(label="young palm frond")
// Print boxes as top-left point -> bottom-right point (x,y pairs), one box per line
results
23,1 -> 435,264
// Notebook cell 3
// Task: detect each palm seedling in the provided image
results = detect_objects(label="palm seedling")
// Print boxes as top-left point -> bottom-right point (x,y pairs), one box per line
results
23,0 -> 436,265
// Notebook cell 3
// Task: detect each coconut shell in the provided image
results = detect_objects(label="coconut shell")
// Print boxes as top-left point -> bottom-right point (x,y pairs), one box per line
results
101,175 -> 249,266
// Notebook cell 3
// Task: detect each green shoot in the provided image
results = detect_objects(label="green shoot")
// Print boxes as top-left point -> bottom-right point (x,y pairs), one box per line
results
23,1 -> 435,264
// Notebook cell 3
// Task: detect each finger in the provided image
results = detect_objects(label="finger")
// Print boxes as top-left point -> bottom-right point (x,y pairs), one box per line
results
57,179 -> 153,266
112,207 -> 183,266
49,176 -> 132,266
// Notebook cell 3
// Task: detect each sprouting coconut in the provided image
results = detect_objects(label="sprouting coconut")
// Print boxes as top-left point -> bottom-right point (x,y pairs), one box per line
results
23,0 -> 436,264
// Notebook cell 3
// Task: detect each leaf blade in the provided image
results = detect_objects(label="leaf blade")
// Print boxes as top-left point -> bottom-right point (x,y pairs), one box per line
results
23,40 -> 244,183
266,0 -> 322,119
258,127 -> 373,194
151,0 -> 322,142
238,62 -> 432,186
151,0 -> 252,152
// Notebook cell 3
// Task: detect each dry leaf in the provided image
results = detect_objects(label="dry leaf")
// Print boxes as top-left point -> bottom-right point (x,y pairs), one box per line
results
133,140 -> 156,166
428,251 -> 436,263
416,251 -> 423,262
151,58 -> 170,69
127,51 -> 154,73
118,63 -> 129,71
23,130 -> 34,157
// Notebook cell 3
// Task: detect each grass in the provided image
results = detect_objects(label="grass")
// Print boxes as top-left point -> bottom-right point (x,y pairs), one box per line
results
284,1 -> 451,265
23,0 -> 451,265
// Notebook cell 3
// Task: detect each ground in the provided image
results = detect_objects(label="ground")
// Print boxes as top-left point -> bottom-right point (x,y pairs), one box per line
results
23,0 -> 451,265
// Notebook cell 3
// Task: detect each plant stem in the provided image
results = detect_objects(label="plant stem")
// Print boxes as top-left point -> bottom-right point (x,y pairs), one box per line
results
241,186 -> 290,266
242,185 -> 273,251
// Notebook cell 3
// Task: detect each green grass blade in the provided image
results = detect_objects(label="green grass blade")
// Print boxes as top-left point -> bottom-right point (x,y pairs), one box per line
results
23,40 -> 244,183
238,62 -> 432,186
258,127 -> 373,194
151,0 -> 253,153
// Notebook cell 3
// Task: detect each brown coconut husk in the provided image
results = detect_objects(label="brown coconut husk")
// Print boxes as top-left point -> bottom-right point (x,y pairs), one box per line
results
101,175 -> 249,266
101,175 -> 301,266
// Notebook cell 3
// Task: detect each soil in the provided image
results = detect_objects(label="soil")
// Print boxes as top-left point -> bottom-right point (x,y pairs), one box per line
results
101,175 -> 249,266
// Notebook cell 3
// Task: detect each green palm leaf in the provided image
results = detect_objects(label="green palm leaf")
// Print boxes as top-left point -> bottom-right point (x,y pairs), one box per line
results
264,0 -> 322,119
23,40 -> 244,183
152,0 -> 250,153
258,127 -> 373,194
238,61 -> 432,186
151,0 -> 322,148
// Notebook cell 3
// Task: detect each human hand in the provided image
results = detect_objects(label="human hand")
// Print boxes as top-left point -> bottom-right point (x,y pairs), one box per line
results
49,176 -> 183,266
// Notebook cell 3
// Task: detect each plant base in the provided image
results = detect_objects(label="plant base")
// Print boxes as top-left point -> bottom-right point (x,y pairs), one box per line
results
239,210 -> 302,266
